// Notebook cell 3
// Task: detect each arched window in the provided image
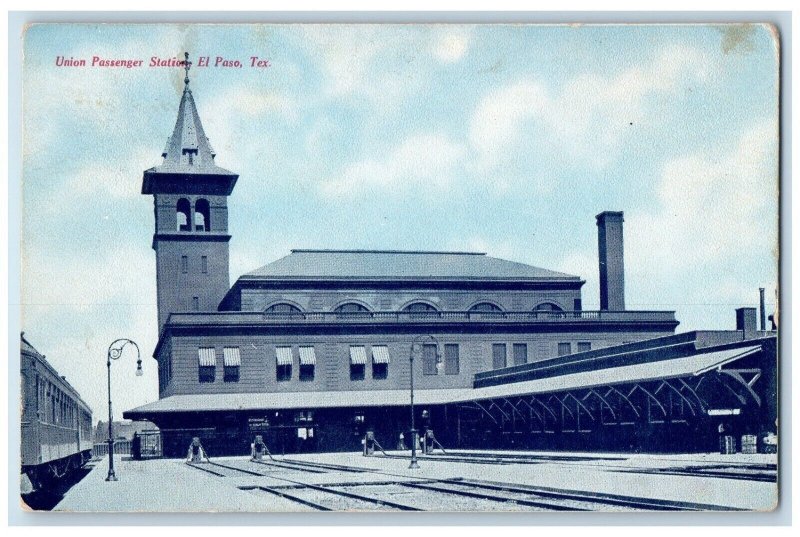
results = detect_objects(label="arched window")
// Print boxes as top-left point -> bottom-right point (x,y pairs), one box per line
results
402,302 -> 438,313
195,199 -> 211,232
176,198 -> 191,231
533,302 -> 563,312
265,303 -> 302,314
469,302 -> 503,313
334,302 -> 370,314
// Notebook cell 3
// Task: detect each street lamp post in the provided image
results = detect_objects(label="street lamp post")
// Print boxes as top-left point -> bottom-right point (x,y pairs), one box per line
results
408,334 -> 440,469
105,338 -> 143,482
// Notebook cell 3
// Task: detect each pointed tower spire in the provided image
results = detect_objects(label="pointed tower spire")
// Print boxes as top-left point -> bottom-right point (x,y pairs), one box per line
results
142,52 -> 237,195
141,56 -> 239,333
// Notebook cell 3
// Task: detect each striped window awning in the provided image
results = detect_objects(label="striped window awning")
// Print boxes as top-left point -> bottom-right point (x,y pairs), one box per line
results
198,348 -> 216,367
223,347 -> 241,367
349,346 -> 367,365
276,347 -> 293,366
372,345 -> 390,364
299,346 -> 317,366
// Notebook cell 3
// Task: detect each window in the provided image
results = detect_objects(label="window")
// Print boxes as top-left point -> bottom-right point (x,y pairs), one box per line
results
534,302 -> 563,312
469,302 -> 503,313
371,345 -> 390,380
444,344 -> 459,375
299,346 -> 316,381
403,302 -> 438,312
492,343 -> 507,369
577,342 -> 591,353
573,298 -> 582,311
513,343 -> 528,366
422,343 -> 439,375
158,352 -> 172,392
265,303 -> 302,314
176,198 -> 191,231
558,342 -> 572,356
349,346 -> 367,381
192,296 -> 199,311
194,199 -> 210,232
201,256 -> 208,274
335,302 -> 369,316
276,347 -> 293,381
223,347 -> 241,382
333,302 -> 369,318
198,348 -> 216,382
199,366 -> 215,383
181,255 -> 188,274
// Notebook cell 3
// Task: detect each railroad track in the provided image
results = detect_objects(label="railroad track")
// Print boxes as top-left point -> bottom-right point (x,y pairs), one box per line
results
620,466 -> 777,483
188,460 -> 420,511
435,451 -> 627,463
245,483 -> 422,511
185,458 -> 739,511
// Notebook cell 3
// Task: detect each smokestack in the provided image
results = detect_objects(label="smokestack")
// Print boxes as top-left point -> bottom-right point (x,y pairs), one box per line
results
596,211 -> 625,311
759,288 -> 766,331
736,307 -> 758,339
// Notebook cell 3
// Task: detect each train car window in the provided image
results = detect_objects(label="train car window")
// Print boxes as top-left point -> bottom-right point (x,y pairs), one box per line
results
37,378 -> 43,419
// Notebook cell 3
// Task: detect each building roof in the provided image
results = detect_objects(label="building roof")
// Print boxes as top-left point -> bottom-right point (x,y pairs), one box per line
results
243,249 -> 580,281
20,333 -> 40,356
124,345 -> 759,417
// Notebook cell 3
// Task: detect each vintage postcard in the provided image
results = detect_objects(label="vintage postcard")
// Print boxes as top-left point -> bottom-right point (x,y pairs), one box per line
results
18,22 -> 780,514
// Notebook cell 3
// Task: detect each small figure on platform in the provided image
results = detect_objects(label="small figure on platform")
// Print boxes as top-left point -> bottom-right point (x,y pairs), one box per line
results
251,435 -> 272,461
423,428 -> 446,454
397,432 -> 406,451
424,429 -> 434,454
131,432 -> 142,460
364,430 -> 376,456
186,437 -> 210,463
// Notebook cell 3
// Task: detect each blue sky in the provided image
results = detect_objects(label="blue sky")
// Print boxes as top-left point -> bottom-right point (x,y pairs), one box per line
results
20,23 -> 779,419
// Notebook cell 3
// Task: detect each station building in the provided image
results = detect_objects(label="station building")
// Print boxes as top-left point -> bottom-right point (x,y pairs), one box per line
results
124,65 -> 778,457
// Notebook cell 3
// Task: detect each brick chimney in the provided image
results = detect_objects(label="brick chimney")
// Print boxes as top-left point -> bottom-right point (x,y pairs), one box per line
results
736,307 -> 758,339
596,211 -> 625,311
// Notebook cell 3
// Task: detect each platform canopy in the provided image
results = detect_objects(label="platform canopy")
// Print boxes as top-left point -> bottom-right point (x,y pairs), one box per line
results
126,345 -> 760,418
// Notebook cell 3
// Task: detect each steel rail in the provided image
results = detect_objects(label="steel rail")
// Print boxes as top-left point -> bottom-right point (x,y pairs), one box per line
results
398,481 -> 587,511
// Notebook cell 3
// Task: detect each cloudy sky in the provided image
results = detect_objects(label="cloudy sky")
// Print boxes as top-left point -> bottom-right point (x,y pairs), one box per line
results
20,23 -> 779,420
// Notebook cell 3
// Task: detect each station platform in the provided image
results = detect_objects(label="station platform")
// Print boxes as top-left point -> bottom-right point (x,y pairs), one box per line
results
53,450 -> 778,513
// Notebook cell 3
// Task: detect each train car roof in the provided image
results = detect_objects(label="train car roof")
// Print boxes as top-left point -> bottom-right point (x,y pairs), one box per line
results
20,333 -> 93,414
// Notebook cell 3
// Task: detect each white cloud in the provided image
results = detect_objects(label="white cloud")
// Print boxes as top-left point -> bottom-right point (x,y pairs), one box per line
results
627,117 -> 777,278
319,132 -> 465,197
56,146 -> 156,202
469,45 -> 713,171
297,25 -> 460,113
202,85 -> 297,161
21,242 -> 155,310
431,26 -> 472,63
552,118 -> 777,324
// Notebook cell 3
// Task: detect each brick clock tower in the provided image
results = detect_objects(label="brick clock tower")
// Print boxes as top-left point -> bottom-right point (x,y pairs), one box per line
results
142,54 -> 239,332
